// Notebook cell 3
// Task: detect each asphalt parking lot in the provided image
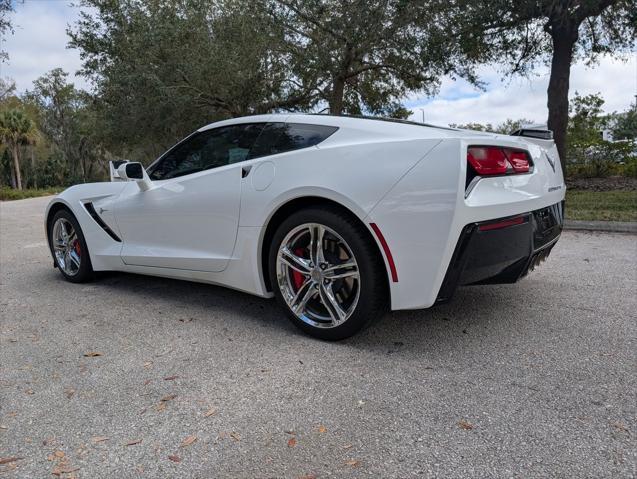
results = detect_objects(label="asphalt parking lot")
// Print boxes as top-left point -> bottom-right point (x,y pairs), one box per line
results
1,196 -> 635,478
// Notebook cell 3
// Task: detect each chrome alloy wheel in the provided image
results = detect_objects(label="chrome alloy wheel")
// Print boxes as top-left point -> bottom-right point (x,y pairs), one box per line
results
276,223 -> 360,328
52,217 -> 81,276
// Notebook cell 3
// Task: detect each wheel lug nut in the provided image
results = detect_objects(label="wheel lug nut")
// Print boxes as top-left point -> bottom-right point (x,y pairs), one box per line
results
314,283 -> 319,289
309,262 -> 314,268
320,263 -> 326,269
324,279 -> 330,285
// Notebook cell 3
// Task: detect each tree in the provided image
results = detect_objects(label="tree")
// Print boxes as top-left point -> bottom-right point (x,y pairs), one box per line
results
450,118 -> 536,134
69,0 -> 479,156
69,0 -> 305,158
455,0 -> 636,173
25,69 -> 106,183
0,77 -> 14,100
566,92 -> 634,177
610,99 -> 637,141
271,0 -> 479,115
0,109 -> 37,189
0,0 -> 13,62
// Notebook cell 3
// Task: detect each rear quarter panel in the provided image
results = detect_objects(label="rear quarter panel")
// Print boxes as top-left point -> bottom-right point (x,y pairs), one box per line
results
368,136 -> 566,310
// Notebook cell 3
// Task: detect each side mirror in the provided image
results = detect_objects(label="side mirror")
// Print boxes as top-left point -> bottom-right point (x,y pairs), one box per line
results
117,162 -> 153,191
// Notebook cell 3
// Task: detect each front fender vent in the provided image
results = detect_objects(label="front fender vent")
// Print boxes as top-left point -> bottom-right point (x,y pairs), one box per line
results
84,202 -> 122,242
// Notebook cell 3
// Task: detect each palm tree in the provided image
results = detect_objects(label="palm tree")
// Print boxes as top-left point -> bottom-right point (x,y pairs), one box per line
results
0,109 -> 37,190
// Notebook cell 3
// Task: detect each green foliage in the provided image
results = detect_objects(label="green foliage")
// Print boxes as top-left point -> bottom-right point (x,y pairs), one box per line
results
0,108 -> 38,189
610,100 -> 637,141
450,118 -> 535,134
0,186 -> 63,201
24,68 -> 107,183
566,92 -> 636,178
68,0 -> 300,159
272,0 -> 479,116
67,0 -> 481,156
0,0 -> 13,62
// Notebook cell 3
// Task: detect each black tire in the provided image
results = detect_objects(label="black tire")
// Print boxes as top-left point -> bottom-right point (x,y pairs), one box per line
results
269,206 -> 387,340
48,209 -> 94,283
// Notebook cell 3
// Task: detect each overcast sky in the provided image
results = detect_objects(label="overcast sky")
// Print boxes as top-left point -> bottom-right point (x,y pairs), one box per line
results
2,0 -> 636,127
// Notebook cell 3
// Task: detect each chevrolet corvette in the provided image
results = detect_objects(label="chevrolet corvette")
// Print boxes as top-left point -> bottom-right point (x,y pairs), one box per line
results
45,114 -> 565,339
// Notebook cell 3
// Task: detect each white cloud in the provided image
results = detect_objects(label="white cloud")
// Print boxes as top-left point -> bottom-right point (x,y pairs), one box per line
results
1,0 -> 88,92
408,54 -> 637,127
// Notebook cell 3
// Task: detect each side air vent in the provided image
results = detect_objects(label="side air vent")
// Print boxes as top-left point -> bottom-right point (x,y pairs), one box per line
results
84,202 -> 122,242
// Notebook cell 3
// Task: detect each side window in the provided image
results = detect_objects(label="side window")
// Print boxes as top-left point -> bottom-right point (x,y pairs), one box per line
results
148,123 -> 265,180
249,123 -> 338,159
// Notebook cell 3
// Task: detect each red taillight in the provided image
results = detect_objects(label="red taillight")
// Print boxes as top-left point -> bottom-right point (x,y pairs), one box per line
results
467,147 -> 508,175
478,215 -> 526,231
467,146 -> 531,176
504,148 -> 530,173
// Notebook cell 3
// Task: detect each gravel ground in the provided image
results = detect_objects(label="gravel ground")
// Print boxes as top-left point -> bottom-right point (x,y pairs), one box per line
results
1,196 -> 636,478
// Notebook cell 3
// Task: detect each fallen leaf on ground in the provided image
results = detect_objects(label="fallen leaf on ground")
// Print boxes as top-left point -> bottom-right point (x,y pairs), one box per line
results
163,375 -> 179,381
52,465 -> 80,476
181,435 -> 197,447
154,402 -> 167,412
160,394 -> 177,402
143,361 -> 153,368
83,352 -> 102,357
317,425 -> 327,433
64,388 -> 75,399
344,459 -> 360,467
203,408 -> 216,417
25,389 -> 34,395
230,432 -> 241,441
284,430 -> 295,435
91,436 -> 109,443
297,475 -> 317,479
125,439 -> 142,446
53,451 -> 65,458
0,457 -> 23,465
168,455 -> 181,463
612,422 -> 629,432
342,444 -> 353,450
458,420 -> 474,430
287,437 -> 297,448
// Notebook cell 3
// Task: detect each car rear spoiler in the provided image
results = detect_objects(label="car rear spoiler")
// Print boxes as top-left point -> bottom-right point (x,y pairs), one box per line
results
509,128 -> 553,140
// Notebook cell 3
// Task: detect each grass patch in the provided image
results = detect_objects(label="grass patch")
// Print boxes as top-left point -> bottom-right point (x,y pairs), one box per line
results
566,190 -> 637,222
0,187 -> 63,201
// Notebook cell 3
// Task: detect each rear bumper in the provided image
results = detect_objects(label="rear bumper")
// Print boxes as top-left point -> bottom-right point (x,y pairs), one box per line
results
436,201 -> 564,303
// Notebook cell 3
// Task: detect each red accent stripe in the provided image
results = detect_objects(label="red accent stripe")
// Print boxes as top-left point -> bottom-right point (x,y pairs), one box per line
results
478,215 -> 526,232
370,223 -> 398,283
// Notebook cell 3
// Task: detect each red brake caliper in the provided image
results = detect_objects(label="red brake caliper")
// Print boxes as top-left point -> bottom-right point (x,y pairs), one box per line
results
73,240 -> 81,257
291,248 -> 305,290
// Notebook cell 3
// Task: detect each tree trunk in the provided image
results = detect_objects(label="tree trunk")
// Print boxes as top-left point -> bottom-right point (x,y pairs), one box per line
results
546,29 -> 577,175
329,77 -> 345,115
12,144 -> 22,190
31,145 -> 37,189
10,161 -> 16,189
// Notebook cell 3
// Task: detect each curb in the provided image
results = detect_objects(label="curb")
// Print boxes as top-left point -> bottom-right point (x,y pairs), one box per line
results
564,220 -> 637,234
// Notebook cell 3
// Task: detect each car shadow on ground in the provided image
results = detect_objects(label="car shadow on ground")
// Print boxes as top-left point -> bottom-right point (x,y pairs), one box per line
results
44,267 -> 528,356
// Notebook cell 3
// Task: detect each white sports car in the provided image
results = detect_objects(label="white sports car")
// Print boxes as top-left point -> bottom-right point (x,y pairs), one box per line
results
45,114 -> 565,339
